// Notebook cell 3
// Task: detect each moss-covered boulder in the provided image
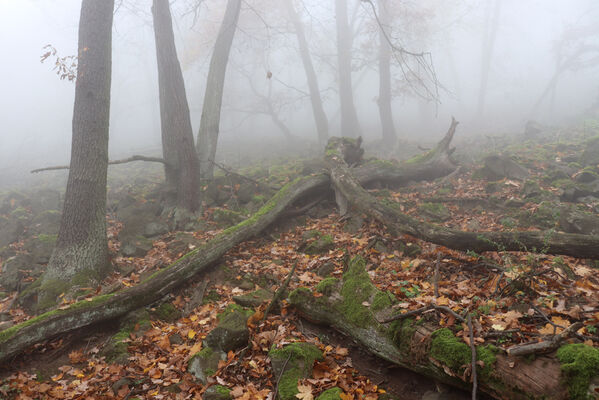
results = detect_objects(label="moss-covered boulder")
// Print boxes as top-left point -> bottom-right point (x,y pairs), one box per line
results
1,254 -> 35,291
24,234 -> 56,264
204,306 -> 250,352
150,302 -> 181,323
188,347 -> 224,384
558,205 -> 599,235
212,208 -> 245,228
478,154 -> 530,181
299,231 -> 335,255
120,235 -> 153,257
233,288 -> 273,307
204,385 -> 232,400
269,342 -> 323,400
101,310 -> 151,364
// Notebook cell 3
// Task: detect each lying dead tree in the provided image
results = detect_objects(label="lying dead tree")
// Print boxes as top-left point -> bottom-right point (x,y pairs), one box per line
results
3,118 -> 599,399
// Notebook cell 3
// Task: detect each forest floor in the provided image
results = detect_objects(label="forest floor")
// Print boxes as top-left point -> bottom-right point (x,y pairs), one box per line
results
1,130 -> 599,399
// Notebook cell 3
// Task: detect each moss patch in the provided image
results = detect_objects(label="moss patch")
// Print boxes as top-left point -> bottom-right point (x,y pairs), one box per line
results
151,302 -> 181,322
269,343 -> 323,400
316,387 -> 342,400
557,343 -> 599,400
217,303 -> 254,321
316,278 -> 338,296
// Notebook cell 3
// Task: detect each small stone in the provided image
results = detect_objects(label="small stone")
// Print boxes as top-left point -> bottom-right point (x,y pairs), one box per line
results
317,262 -> 335,277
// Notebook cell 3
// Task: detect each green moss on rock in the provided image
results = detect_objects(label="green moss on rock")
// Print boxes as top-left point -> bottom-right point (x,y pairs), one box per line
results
269,343 -> 323,400
557,343 -> 599,400
151,302 -> 181,322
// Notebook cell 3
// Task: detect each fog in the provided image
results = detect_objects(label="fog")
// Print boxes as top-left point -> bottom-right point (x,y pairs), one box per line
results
1,0 -> 598,188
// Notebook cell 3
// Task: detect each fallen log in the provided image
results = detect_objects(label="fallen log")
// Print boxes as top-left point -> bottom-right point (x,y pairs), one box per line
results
326,133 -> 599,259
288,255 -> 593,400
0,176 -> 323,364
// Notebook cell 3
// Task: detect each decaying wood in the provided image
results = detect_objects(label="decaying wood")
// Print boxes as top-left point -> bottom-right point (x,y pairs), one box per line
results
31,155 -> 168,173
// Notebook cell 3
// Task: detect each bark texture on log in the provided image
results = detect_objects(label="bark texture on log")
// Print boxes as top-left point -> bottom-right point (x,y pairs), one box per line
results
289,256 -> 573,400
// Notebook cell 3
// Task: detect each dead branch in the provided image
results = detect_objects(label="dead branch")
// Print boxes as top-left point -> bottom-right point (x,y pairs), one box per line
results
31,155 -> 168,173
505,322 -> 583,357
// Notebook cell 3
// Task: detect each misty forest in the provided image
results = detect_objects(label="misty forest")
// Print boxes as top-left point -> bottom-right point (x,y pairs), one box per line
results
1,0 -> 599,399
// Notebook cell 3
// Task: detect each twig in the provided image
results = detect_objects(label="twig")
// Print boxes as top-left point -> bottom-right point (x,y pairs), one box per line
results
210,159 -> 278,191
468,314 -> 477,400
274,354 -> 292,395
31,155 -> 167,173
433,253 -> 440,299
505,322 -> 583,356
263,262 -> 297,322
379,303 -> 465,324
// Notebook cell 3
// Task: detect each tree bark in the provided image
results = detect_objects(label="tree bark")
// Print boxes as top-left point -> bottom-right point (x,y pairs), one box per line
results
196,0 -> 242,180
334,0 -> 362,138
289,257 -> 572,400
285,0 -> 329,145
377,0 -> 397,145
40,0 -> 115,307
152,0 -> 200,212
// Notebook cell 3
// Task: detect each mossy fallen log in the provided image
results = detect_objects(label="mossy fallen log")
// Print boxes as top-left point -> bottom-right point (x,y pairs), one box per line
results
0,129 -> 461,364
326,134 -> 599,259
289,256 -> 598,400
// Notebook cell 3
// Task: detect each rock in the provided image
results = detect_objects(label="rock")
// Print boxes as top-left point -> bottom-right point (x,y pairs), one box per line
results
399,241 -> 421,257
479,155 -> 529,180
143,222 -> 169,238
121,236 -> 153,257
236,183 -> 256,204
188,347 -> 225,384
29,210 -> 61,235
204,182 -> 230,207
521,180 -> 542,198
203,385 -> 232,400
150,302 -> 181,323
524,120 -> 544,138
317,262 -> 336,277
343,215 -> 364,234
233,288 -> 273,307
574,169 -> 598,184
0,215 -> 24,247
168,232 -> 202,256
204,309 -> 250,352
118,201 -> 163,240
24,234 -> 56,264
212,209 -> 244,228
0,321 -> 14,331
299,231 -> 335,255
558,206 -> 599,235
111,378 -> 132,395
1,254 -> 34,291
269,342 -> 323,400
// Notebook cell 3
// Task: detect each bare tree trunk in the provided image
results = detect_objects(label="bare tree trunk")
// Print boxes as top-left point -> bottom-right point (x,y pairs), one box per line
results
285,0 -> 329,145
39,0 -> 115,309
334,0 -> 362,138
196,0 -> 241,180
476,0 -> 501,119
376,0 -> 397,145
152,0 -> 200,212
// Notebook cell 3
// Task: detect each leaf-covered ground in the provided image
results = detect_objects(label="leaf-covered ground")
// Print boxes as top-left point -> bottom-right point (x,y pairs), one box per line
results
1,133 -> 599,399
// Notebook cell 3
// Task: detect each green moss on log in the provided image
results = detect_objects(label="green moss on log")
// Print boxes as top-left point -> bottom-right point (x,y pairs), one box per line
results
557,343 -> 599,400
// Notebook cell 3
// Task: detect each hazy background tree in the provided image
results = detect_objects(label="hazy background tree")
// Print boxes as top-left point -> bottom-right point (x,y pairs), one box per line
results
152,0 -> 200,212
334,0 -> 362,138
196,0 -> 242,180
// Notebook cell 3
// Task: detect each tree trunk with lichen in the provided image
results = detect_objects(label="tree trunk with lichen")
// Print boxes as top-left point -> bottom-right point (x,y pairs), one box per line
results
288,256 -> 593,400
